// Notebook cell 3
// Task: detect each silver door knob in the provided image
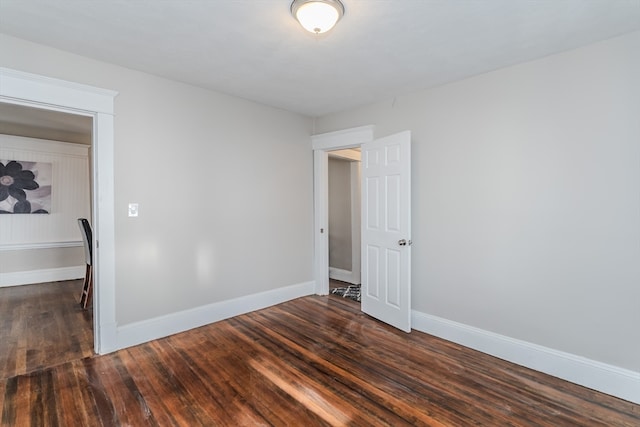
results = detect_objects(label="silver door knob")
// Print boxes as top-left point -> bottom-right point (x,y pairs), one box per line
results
398,239 -> 407,246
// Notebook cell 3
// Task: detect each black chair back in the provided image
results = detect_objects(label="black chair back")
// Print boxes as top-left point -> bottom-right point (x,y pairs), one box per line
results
77,218 -> 92,266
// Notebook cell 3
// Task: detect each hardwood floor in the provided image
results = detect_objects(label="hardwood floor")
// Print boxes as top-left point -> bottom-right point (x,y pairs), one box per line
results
1,294 -> 638,426
0,280 -> 93,380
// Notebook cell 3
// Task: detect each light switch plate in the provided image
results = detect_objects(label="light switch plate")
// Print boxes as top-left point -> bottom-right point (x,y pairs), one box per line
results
128,203 -> 139,217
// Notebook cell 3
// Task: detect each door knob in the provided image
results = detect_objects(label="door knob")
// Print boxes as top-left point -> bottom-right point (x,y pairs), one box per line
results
398,239 -> 407,246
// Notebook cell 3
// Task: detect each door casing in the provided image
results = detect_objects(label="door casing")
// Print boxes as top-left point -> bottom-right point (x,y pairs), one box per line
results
312,125 -> 375,295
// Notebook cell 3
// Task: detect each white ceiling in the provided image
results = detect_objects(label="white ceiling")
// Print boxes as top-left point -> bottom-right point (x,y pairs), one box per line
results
1,0 -> 639,117
0,103 -> 92,135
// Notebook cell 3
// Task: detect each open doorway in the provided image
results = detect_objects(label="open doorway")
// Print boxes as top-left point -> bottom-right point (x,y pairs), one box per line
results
328,148 -> 361,304
1,67 -> 118,354
0,103 -> 94,377
312,125 -> 374,296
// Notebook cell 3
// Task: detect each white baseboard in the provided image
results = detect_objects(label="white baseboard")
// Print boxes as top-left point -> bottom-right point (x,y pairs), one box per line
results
329,267 -> 360,285
411,310 -> 640,404
96,321 -> 118,355
0,265 -> 85,287
115,280 -> 315,351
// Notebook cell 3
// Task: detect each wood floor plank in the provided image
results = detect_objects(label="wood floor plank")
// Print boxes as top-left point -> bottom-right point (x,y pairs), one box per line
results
52,363 -> 91,427
0,280 -> 94,381
1,294 -> 638,426
230,315 -> 448,426
11,375 -> 31,427
169,325 -> 315,425
243,300 -> 473,423
89,353 -> 156,426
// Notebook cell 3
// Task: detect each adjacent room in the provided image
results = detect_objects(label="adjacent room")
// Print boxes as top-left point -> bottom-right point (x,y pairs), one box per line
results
0,0 -> 638,424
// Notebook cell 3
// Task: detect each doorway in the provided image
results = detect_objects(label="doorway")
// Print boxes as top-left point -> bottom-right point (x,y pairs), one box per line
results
312,125 -> 374,296
328,149 -> 361,284
314,126 -> 412,332
0,67 -> 118,353
0,104 -> 94,375
328,149 -> 361,303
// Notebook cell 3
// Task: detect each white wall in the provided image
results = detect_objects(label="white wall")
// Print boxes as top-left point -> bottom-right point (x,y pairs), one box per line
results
316,31 -> 640,373
328,157 -> 352,271
0,34 -> 314,325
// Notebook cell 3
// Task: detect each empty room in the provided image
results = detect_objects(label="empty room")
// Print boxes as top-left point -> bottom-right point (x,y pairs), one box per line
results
0,0 -> 639,425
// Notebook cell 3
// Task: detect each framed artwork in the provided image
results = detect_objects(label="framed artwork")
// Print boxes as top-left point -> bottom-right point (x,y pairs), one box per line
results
0,159 -> 52,214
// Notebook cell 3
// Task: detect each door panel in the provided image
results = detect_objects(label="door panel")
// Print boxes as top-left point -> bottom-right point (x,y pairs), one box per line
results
366,245 -> 380,298
365,177 -> 379,229
361,131 -> 411,332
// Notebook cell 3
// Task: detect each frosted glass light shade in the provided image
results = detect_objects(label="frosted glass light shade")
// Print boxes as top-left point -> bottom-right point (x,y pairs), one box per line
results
291,0 -> 344,34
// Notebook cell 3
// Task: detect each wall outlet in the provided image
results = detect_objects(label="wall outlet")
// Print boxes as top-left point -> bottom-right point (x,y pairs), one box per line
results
128,203 -> 139,217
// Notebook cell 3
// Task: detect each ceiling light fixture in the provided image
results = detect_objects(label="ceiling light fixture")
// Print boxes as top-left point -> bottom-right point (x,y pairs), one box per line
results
291,0 -> 345,34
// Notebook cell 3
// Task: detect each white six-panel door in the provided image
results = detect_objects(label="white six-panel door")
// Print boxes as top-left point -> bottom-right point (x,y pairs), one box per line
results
361,131 -> 411,332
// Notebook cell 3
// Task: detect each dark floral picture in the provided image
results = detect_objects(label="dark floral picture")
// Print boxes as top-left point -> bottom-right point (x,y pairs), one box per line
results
0,160 -> 52,214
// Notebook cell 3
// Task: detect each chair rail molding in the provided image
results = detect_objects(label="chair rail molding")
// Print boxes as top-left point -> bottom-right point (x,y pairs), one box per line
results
0,241 -> 83,251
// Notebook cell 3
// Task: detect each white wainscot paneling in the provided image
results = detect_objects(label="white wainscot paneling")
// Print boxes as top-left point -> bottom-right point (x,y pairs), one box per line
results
0,134 -> 90,248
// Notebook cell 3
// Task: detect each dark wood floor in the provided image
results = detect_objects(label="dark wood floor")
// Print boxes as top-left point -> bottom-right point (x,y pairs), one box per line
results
0,280 -> 94,380
1,293 -> 638,426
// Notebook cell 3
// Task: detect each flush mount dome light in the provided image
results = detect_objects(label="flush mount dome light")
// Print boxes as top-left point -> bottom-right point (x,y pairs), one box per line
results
291,0 -> 345,34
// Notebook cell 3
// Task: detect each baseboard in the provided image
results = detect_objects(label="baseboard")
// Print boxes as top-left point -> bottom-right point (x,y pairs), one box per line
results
411,310 -> 640,404
329,267 -> 360,285
116,280 -> 315,351
96,321 -> 118,355
0,265 -> 85,287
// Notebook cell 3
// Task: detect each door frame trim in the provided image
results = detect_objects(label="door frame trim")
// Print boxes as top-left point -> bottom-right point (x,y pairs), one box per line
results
312,125 -> 374,295
0,67 -> 118,354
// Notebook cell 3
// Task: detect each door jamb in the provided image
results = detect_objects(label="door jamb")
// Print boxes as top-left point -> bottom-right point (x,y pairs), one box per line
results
312,125 -> 374,295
